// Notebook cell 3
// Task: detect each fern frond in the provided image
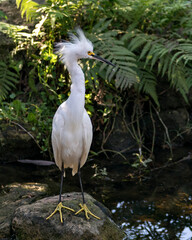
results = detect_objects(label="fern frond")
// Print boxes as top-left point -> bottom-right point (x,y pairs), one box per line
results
0,61 -> 19,101
136,63 -> 159,106
129,35 -> 148,52
16,0 -> 39,21
92,18 -> 113,33
172,40 -> 192,65
0,22 -> 28,36
139,40 -> 152,60
185,66 -> 192,90
126,31 -> 192,102
87,27 -> 139,89
0,21 -> 31,49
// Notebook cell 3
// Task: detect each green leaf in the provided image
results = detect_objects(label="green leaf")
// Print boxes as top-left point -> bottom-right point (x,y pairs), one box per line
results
0,61 -> 19,101
16,0 -> 39,21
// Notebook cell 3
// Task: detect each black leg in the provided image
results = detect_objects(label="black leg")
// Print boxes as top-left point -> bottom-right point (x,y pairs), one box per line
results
59,166 -> 65,203
46,165 -> 75,223
78,162 -> 85,204
75,162 -> 100,220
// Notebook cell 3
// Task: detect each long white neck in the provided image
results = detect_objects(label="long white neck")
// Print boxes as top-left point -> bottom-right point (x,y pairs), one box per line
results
66,60 -> 85,123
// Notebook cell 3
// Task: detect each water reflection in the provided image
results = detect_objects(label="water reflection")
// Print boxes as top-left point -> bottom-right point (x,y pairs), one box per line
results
111,193 -> 192,239
1,149 -> 192,239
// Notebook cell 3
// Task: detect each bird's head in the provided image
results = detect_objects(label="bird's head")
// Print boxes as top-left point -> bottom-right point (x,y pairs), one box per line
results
54,28 -> 115,67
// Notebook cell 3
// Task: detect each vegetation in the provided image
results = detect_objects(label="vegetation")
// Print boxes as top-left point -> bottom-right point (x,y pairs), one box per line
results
0,0 -> 192,167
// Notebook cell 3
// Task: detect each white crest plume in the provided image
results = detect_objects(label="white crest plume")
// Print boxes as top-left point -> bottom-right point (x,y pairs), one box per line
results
54,28 -> 93,66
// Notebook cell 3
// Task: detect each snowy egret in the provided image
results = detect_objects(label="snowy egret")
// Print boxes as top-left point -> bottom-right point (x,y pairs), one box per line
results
46,28 -> 115,223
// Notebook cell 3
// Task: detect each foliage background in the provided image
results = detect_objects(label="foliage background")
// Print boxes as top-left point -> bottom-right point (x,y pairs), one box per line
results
0,0 -> 192,166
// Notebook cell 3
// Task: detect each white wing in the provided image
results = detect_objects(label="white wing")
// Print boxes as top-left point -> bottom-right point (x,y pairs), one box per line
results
52,103 -> 93,176
51,104 -> 65,172
79,109 -> 93,168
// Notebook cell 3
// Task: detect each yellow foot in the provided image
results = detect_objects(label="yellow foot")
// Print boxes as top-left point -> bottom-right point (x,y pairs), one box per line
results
75,203 -> 100,220
46,202 -> 75,223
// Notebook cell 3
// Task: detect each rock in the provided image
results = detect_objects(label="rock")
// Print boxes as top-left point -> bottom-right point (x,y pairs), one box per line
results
12,192 -> 125,240
0,122 -> 42,163
0,183 -> 48,238
144,107 -> 192,146
158,82 -> 187,110
151,80 -> 192,146
103,114 -> 137,154
160,108 -> 189,132
160,108 -> 192,145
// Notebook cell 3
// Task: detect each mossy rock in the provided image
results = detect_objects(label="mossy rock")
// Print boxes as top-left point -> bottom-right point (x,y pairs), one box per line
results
0,183 -> 48,238
0,122 -> 41,162
12,193 -> 125,240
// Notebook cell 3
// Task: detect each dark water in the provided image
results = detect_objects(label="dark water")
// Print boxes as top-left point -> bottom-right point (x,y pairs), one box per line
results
1,147 -> 192,240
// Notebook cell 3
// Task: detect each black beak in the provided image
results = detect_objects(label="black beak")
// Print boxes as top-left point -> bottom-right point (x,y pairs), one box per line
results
91,54 -> 115,67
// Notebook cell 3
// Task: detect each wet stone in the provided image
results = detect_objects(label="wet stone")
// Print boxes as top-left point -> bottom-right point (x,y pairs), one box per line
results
0,183 -> 125,240
12,192 -> 125,240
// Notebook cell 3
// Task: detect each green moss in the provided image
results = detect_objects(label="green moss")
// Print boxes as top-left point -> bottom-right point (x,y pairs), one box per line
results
99,218 -> 125,240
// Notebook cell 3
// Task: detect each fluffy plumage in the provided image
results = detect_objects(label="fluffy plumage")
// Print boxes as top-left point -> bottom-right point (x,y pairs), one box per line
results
54,28 -> 93,67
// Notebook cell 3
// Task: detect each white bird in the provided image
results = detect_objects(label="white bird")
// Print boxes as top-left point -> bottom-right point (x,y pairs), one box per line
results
46,28 -> 115,223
